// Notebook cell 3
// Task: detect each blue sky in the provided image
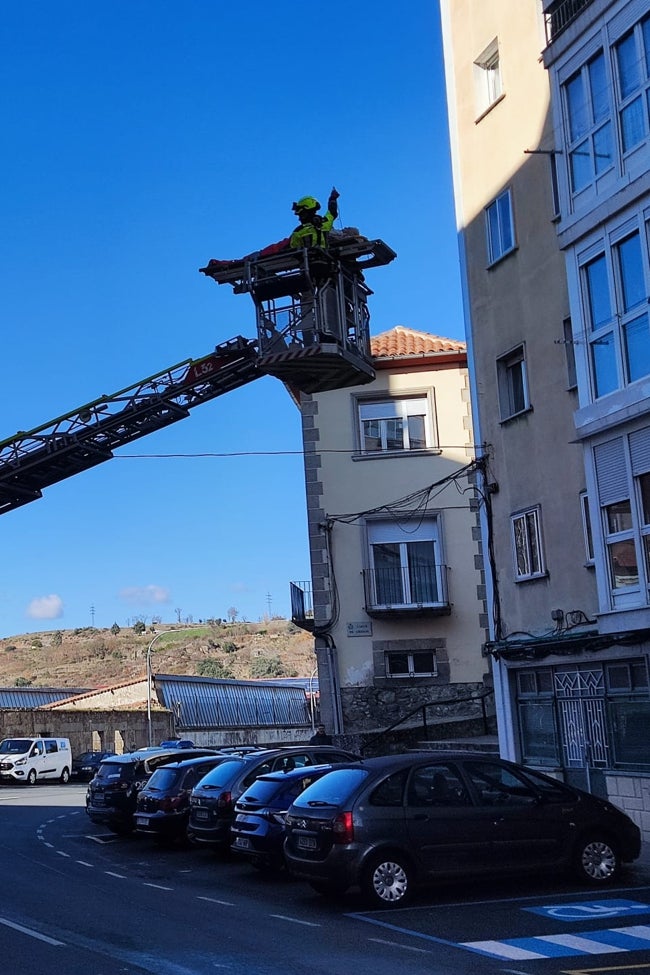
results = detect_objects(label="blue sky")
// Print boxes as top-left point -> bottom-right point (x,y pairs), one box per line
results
0,1 -> 464,637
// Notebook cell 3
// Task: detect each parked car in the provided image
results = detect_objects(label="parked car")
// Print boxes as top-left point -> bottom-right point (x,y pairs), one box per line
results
134,754 -> 229,843
231,764 -> 336,871
283,752 -> 642,907
71,750 -> 116,781
159,739 -> 196,749
188,745 -> 361,849
86,747 -> 219,834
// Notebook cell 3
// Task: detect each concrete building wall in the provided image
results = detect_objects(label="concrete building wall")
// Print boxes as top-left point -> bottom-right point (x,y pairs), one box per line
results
440,0 -> 598,642
302,342 -> 490,735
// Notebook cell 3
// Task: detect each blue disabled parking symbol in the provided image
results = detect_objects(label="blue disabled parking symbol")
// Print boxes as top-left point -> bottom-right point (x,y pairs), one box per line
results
526,899 -> 650,922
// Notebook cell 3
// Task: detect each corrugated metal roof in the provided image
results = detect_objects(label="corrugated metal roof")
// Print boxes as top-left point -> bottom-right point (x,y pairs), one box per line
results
0,687 -> 90,709
154,674 -> 310,730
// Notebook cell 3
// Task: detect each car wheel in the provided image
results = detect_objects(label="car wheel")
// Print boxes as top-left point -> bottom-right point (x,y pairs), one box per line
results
574,835 -> 620,884
362,853 -> 412,907
27,769 -> 37,786
60,767 -> 70,784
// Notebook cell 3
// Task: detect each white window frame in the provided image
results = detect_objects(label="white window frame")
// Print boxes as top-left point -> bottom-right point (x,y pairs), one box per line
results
474,38 -> 502,118
485,188 -> 515,264
511,507 -> 546,581
578,220 -> 650,401
385,650 -> 438,679
366,516 -> 445,609
497,344 -> 529,420
357,394 -> 436,455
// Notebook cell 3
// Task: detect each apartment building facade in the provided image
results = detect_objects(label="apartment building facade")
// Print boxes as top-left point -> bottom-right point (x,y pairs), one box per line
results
439,0 -> 650,830
292,326 -> 490,742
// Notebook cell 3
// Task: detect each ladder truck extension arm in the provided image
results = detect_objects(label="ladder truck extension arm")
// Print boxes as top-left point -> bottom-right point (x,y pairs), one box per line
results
0,336 -> 259,516
0,238 -> 395,517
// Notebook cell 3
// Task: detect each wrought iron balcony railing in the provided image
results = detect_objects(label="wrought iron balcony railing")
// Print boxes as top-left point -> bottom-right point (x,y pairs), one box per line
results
544,0 -> 595,44
290,580 -> 314,632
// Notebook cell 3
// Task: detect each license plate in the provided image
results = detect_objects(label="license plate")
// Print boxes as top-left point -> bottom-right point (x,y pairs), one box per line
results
194,809 -> 209,820
135,817 -> 148,826
234,836 -> 252,850
297,835 -> 317,850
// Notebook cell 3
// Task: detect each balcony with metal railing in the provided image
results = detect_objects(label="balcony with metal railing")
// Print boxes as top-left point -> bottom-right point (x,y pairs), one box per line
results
544,0 -> 595,44
362,563 -> 450,618
290,580 -> 314,632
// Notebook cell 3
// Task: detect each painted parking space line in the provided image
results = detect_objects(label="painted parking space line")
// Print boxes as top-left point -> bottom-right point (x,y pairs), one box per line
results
462,923 -> 650,960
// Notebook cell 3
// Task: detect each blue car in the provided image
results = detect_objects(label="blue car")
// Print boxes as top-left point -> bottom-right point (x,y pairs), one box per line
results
231,764 -> 336,872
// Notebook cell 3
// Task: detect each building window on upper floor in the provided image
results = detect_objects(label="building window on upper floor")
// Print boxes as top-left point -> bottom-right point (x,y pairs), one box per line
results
385,649 -> 438,679
604,498 -> 638,591
365,516 -> 446,609
614,17 -> 650,156
511,507 -> 546,581
485,188 -> 515,264
474,38 -> 502,118
563,50 -> 613,196
357,394 -> 436,455
497,344 -> 529,420
581,227 -> 650,399
580,491 -> 595,564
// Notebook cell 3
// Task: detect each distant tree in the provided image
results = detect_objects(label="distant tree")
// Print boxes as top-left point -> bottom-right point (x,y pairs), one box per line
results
14,676 -> 32,687
222,641 -> 237,654
175,607 -> 182,623
51,631 -> 63,646
133,621 -> 146,635
196,658 -> 234,679
227,606 -> 238,623
31,638 -> 43,650
110,623 -> 121,636
151,615 -> 162,625
251,655 -> 285,678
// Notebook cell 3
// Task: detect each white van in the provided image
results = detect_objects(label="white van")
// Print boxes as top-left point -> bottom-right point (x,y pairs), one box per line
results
0,736 -> 72,785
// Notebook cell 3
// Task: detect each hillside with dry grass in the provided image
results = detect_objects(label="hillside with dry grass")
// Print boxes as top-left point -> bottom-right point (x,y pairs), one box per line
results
0,619 -> 316,690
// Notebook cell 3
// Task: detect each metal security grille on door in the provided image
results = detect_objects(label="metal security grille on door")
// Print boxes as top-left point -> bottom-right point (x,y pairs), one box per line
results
555,668 -> 609,768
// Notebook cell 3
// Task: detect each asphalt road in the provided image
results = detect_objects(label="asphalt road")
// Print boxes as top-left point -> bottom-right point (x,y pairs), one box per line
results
1,783 -> 650,975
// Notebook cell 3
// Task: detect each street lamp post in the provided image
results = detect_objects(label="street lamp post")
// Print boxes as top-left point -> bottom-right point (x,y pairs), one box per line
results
146,631 -> 166,747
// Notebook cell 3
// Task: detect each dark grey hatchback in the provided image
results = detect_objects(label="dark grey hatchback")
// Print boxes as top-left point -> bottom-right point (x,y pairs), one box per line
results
283,752 -> 642,907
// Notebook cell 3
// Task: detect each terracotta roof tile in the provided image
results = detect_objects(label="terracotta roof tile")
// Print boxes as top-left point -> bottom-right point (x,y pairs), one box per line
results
370,326 -> 465,360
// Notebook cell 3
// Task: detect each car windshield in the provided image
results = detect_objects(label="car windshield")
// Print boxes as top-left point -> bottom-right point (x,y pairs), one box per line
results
0,739 -> 32,754
75,752 -> 96,763
195,758 -> 244,788
291,768 -> 369,808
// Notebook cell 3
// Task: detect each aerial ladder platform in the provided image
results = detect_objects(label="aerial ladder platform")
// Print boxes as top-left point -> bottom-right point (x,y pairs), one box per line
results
0,237 -> 395,515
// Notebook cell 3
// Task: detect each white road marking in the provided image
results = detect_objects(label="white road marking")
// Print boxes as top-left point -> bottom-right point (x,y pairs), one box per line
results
197,896 -> 235,906
368,937 -> 430,954
105,871 -> 127,879
0,916 -> 64,947
55,850 -> 71,858
269,914 -> 320,927
75,860 -> 93,867
143,882 -> 173,891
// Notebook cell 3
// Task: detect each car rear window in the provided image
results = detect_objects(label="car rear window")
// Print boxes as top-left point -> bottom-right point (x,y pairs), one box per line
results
290,768 -> 369,808
240,777 -> 286,804
195,758 -> 244,787
145,767 -> 181,791
96,761 -> 137,783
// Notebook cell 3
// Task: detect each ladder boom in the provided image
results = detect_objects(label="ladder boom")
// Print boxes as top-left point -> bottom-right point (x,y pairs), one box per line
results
0,336 -> 259,515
